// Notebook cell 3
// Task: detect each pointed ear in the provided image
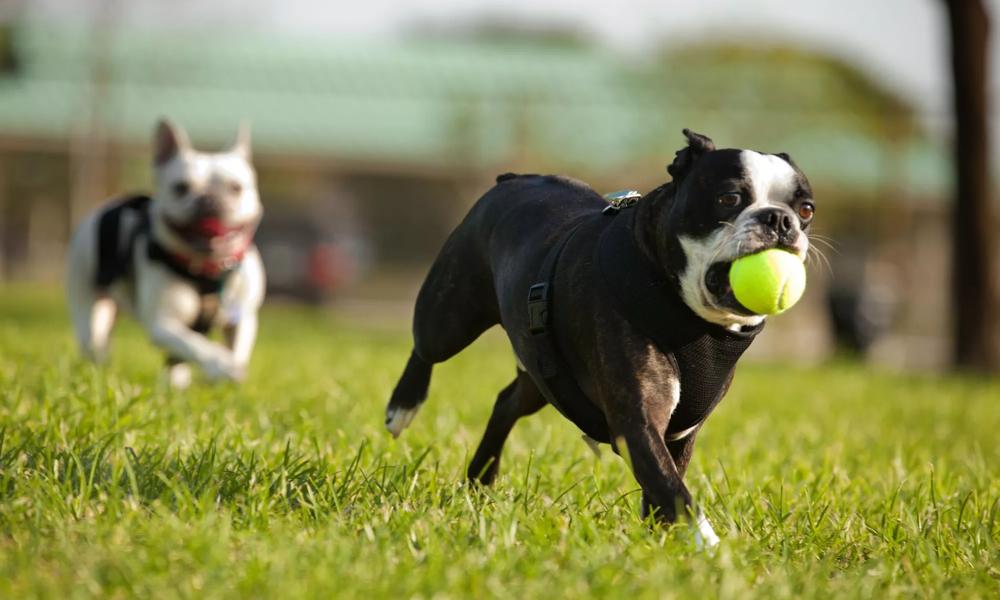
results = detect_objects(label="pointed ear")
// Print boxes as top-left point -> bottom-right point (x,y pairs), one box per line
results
666,128 -> 716,180
229,121 -> 252,159
153,118 -> 191,166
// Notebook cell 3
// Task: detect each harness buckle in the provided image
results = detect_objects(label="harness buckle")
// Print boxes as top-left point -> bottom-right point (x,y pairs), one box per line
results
527,283 -> 549,334
602,189 -> 642,215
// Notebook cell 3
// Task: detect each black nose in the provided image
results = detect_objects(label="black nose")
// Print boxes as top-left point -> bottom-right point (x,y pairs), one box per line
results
194,194 -> 223,214
756,207 -> 796,236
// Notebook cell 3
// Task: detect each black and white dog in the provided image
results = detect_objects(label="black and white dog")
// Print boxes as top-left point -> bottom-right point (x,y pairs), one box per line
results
66,120 -> 265,388
386,130 -> 815,547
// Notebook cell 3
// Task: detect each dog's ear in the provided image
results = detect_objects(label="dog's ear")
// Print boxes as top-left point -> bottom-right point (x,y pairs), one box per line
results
667,128 -> 716,180
229,121 -> 252,159
775,151 -> 795,166
153,119 -> 191,166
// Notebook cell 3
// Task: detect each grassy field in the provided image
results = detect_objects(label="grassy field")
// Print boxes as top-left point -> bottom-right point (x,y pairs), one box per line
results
0,285 -> 998,599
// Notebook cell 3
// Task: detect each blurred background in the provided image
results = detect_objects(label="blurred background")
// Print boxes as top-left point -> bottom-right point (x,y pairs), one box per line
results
0,0 -> 996,372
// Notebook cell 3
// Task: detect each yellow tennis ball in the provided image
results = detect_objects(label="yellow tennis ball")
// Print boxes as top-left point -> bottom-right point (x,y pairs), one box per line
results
729,249 -> 806,315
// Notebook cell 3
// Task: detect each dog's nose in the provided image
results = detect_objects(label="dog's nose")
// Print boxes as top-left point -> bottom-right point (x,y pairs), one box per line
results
756,207 -> 796,236
194,194 -> 223,215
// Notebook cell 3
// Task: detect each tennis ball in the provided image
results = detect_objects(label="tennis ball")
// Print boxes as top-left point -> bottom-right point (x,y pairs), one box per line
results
729,249 -> 806,315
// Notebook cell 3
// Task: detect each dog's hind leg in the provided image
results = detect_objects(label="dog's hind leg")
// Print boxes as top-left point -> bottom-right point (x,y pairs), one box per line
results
386,351 -> 433,437
467,369 -> 546,485
67,277 -> 117,363
66,214 -> 118,363
386,226 -> 500,438
70,293 -> 117,363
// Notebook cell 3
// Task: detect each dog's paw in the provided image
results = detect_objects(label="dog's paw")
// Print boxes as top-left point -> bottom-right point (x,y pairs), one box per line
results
385,405 -> 420,438
165,363 -> 193,390
692,512 -> 721,551
203,355 -> 245,383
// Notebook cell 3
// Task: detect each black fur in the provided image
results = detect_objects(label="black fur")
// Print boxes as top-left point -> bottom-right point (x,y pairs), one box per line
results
389,130 -> 814,525
388,351 -> 433,413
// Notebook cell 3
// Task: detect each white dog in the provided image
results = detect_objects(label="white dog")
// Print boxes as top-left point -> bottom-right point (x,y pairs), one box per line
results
66,119 -> 265,388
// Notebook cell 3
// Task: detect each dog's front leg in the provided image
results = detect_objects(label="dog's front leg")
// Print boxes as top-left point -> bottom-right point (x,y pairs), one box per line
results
224,312 -> 257,370
221,250 -> 265,373
602,380 -> 719,549
148,318 -> 244,382
612,421 -> 719,549
611,419 -> 693,523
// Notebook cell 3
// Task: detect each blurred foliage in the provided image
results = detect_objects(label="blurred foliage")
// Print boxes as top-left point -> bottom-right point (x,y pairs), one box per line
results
0,24 -> 19,75
411,18 -> 595,50
652,44 -> 919,139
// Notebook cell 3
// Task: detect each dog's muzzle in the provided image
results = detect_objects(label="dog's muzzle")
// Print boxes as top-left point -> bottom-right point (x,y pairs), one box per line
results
703,221 -> 807,315
704,261 -> 755,315
165,215 -> 256,254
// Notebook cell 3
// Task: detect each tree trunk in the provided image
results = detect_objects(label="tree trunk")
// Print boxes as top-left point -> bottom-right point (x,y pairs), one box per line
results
942,0 -> 997,372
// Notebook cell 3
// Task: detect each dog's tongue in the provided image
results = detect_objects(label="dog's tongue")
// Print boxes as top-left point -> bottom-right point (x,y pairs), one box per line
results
194,217 -> 227,237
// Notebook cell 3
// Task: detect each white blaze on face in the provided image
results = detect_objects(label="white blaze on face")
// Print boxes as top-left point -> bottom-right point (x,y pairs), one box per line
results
209,152 -> 262,225
740,150 -> 797,210
678,232 -> 763,328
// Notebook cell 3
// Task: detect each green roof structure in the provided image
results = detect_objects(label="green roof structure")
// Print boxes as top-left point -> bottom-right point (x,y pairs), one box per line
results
0,21 -> 949,195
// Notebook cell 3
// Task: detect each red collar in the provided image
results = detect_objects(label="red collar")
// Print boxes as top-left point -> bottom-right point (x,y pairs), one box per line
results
147,234 -> 252,294
166,246 -> 248,278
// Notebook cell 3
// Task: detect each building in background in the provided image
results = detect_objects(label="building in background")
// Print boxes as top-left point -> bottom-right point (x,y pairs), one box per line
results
0,19 -> 992,368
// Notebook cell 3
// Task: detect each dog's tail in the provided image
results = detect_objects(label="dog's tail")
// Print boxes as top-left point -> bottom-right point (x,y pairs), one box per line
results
385,351 -> 433,438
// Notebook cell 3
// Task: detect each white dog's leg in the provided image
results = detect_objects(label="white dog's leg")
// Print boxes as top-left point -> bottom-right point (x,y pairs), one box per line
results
148,319 -> 244,382
163,362 -> 193,389
69,293 -> 118,363
221,248 -> 265,372
90,296 -> 117,359
225,313 -> 258,369
67,277 -> 117,363
66,217 -> 118,362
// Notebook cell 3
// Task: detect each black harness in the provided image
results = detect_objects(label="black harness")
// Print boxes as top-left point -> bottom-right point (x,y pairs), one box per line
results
527,201 -> 763,443
527,218 -> 612,443
94,194 -> 236,334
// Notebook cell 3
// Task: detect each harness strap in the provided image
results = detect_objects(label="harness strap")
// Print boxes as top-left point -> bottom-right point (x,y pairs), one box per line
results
147,239 -> 232,296
527,219 -> 612,444
527,197 -> 763,446
93,193 -> 234,334
95,195 -> 152,290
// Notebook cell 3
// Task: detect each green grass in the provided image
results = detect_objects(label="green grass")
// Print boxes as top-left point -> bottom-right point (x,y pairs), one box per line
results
0,285 -> 998,599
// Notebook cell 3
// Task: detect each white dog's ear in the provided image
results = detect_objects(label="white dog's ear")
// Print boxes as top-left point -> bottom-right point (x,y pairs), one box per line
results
229,121 -> 252,159
153,119 -> 191,166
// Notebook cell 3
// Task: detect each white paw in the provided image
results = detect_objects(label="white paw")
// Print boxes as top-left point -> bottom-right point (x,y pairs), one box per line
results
166,363 -> 193,390
385,406 -> 420,438
692,512 -> 721,551
203,354 -> 245,383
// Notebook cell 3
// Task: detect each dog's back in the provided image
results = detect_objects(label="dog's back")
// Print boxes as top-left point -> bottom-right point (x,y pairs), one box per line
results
413,174 -> 603,359
385,173 -> 604,436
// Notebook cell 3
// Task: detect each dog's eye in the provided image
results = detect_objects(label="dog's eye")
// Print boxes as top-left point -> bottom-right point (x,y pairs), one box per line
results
227,182 -> 243,195
718,192 -> 742,208
172,181 -> 190,197
797,202 -> 815,221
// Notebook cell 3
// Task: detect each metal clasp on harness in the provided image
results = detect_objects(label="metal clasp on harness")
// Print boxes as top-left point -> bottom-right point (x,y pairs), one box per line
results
527,283 -> 549,334
602,190 -> 642,215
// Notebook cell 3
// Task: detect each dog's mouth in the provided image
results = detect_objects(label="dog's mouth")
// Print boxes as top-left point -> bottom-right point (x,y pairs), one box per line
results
704,261 -> 757,316
165,216 -> 255,253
